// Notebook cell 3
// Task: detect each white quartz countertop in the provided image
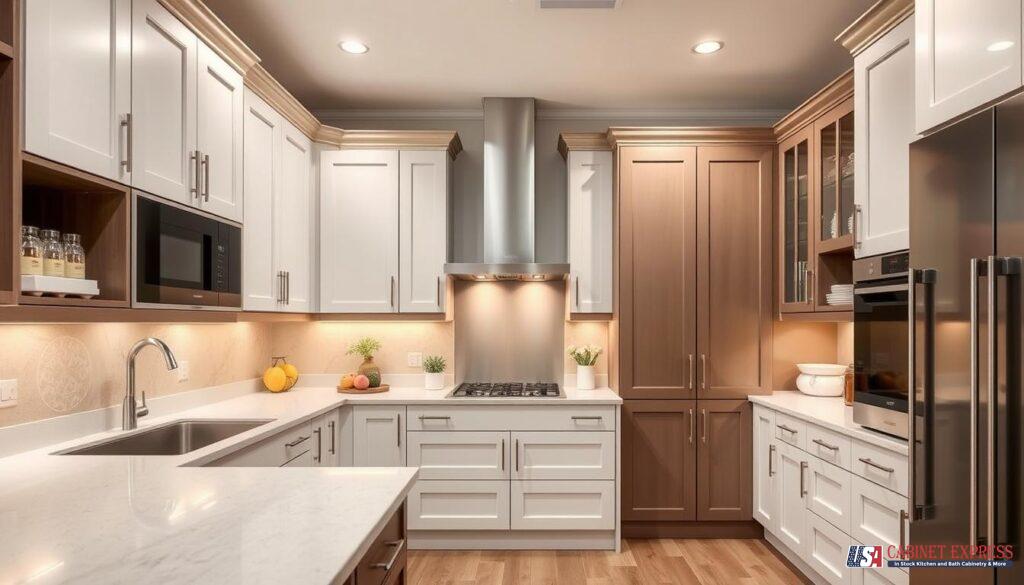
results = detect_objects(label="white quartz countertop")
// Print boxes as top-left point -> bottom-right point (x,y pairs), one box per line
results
0,383 -> 621,584
749,392 -> 908,455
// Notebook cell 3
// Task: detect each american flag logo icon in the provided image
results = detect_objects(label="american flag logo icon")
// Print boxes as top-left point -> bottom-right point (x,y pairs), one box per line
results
846,545 -> 883,568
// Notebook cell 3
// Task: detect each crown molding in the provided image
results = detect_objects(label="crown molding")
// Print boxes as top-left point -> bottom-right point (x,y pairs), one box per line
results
244,64 -> 321,138
324,130 -> 464,159
835,0 -> 914,57
158,0 -> 259,74
773,69 -> 854,141
558,132 -> 612,159
606,126 -> 776,147
317,109 -> 486,121
316,107 -> 788,124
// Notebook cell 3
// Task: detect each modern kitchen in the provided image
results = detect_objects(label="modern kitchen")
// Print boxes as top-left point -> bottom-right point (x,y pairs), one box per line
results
0,0 -> 1020,584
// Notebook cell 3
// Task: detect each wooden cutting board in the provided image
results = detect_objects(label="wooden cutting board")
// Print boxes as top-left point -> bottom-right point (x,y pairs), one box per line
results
337,384 -> 390,394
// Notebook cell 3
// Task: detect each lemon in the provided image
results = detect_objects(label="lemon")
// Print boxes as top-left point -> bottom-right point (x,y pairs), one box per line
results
262,366 -> 287,393
281,362 -> 299,390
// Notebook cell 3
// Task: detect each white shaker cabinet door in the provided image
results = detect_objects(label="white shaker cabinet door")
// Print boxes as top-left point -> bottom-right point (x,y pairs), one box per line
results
752,406 -> 778,534
131,0 -> 197,204
915,0 -> 1021,134
24,0 -> 131,183
775,441 -> 809,557
352,406 -> 406,467
276,123 -> 314,312
196,42 -> 244,222
567,150 -> 613,314
854,16 -> 914,258
320,149 -> 399,313
399,150 -> 448,314
241,89 -> 281,312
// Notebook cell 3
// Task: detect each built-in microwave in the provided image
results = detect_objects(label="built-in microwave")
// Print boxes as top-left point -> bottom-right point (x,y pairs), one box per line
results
133,192 -> 241,310
852,251 -> 910,439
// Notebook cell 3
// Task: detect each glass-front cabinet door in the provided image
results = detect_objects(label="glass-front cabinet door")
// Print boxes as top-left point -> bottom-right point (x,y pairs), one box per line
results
814,99 -> 855,252
778,126 -> 815,312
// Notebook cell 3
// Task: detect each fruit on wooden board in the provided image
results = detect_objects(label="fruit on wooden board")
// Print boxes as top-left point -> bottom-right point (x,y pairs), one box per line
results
367,371 -> 381,388
262,366 -> 287,393
339,373 -> 357,389
353,374 -> 370,390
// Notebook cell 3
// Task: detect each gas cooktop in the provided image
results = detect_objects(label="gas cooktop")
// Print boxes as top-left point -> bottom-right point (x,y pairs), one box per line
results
448,382 -> 563,398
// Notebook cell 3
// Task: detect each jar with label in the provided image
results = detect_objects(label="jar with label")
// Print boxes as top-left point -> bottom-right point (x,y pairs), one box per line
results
63,233 -> 86,279
40,229 -> 65,277
20,226 -> 43,276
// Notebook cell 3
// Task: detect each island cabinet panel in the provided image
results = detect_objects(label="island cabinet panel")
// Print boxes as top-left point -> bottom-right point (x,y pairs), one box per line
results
621,400 -> 697,521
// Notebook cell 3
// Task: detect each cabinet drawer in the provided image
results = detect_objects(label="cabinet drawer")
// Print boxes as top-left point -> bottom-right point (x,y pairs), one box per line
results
511,480 -> 615,530
407,431 -> 509,480
806,510 -> 852,585
512,431 -> 615,480
357,505 -> 405,585
852,440 -> 907,496
851,476 -> 909,557
852,541 -> 910,585
406,480 -> 510,530
806,457 -> 853,534
774,412 -> 806,449
806,423 -> 852,469
407,405 -> 615,431
211,420 -> 312,467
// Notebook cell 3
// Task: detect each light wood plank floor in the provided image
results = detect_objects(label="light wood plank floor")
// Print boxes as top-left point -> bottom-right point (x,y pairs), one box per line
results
407,538 -> 810,585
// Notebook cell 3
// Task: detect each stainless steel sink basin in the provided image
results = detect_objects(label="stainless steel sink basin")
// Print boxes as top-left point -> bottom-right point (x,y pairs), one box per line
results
56,419 -> 274,456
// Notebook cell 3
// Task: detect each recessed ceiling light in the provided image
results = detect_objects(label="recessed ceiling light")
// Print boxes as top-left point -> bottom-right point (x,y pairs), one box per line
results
692,40 -> 723,55
339,40 -> 369,54
987,40 -> 1015,52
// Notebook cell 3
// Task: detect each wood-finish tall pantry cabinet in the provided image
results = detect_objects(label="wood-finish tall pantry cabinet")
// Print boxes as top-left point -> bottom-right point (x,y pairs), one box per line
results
610,128 -> 772,537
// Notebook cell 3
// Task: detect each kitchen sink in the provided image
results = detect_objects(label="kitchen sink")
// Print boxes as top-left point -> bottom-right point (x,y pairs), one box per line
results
56,419 -> 274,456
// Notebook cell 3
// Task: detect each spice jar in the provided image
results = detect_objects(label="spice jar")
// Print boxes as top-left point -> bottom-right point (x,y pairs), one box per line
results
20,225 -> 42,276
63,233 -> 85,279
40,229 -> 65,277
844,364 -> 855,406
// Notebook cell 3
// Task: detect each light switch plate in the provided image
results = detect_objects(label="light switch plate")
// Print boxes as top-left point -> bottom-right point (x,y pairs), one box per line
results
407,352 -> 423,367
177,360 -> 190,382
0,378 -> 17,407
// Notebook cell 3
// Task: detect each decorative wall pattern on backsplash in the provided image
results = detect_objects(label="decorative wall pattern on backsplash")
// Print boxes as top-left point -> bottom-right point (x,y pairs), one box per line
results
37,336 -> 93,412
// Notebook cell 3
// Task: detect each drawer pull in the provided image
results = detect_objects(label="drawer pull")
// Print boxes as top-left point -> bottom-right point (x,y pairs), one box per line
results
778,424 -> 798,435
812,438 -> 839,452
858,457 -> 894,474
418,415 -> 452,421
284,434 -> 307,448
799,461 -> 808,496
571,416 -> 604,421
501,438 -> 505,471
371,539 -> 405,571
899,509 -> 908,553
768,444 -> 775,477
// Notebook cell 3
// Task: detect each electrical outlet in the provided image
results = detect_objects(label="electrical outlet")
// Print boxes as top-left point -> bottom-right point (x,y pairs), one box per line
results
0,379 -> 17,408
177,360 -> 190,382
407,352 -> 423,367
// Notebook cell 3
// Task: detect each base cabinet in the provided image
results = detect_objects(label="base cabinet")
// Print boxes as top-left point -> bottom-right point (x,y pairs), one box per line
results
511,480 -> 615,530
407,480 -> 510,530
622,400 -> 697,522
806,510 -> 852,585
353,406 -> 407,467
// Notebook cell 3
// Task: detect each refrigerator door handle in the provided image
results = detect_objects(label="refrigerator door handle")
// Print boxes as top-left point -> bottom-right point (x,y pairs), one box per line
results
969,258 -> 982,546
909,269 -> 919,521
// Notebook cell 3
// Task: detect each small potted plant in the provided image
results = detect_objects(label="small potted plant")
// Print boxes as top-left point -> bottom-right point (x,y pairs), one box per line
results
568,345 -> 602,390
347,337 -> 382,381
423,355 -> 446,390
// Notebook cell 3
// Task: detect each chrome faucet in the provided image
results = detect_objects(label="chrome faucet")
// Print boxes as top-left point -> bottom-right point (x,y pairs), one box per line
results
123,337 -> 178,430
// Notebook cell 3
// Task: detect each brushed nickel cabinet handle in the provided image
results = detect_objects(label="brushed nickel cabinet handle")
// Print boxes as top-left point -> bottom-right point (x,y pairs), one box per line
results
571,416 -> 603,421
515,439 -> 520,472
285,271 -> 290,305
812,438 -> 839,452
190,151 -> 200,199
700,354 -> 707,391
575,275 -> 581,309
701,408 -> 708,444
328,421 -> 336,455
390,276 -> 396,308
501,438 -> 505,471
120,113 -> 132,172
688,408 -> 694,444
396,413 -> 401,447
437,275 -> 442,305
768,444 -> 775,477
858,457 -> 894,474
371,539 -> 405,570
313,427 -> 322,463
799,461 -> 808,496
202,153 -> 210,202
688,354 -> 694,391
899,509 -> 908,553
805,268 -> 814,303
285,435 -> 309,448
418,415 -> 451,421
854,204 -> 863,249
778,424 -> 798,435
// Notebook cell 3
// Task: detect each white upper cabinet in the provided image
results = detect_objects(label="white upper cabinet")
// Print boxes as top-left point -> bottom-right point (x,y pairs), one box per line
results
916,0 -> 1022,133
131,0 -> 197,205
24,0 -> 131,183
399,150 -> 449,313
854,16 -> 915,257
562,137 -> 613,314
276,124 -> 313,312
320,149 -> 400,313
196,43 -> 244,222
242,90 -> 281,312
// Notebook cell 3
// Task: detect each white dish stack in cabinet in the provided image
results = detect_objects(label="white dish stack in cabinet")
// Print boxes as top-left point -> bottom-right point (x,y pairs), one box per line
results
23,0 -> 244,222
319,133 -> 460,314
559,133 -> 613,315
242,88 -> 314,312
752,402 -> 909,585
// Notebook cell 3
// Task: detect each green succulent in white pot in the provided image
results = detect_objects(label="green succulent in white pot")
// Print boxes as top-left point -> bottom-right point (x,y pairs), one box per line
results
568,345 -> 602,390
423,355 -> 446,390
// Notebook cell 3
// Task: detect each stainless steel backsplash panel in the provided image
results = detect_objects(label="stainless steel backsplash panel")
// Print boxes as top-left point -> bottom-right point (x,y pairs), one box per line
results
454,280 -> 564,383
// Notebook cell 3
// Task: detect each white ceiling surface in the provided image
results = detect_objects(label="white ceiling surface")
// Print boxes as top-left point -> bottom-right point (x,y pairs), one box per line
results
204,0 -> 873,115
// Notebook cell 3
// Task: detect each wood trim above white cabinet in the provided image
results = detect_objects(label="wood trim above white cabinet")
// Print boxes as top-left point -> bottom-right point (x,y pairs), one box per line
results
558,132 -> 611,159
774,71 -> 854,142
244,64 -> 322,141
157,0 -> 259,74
327,130 -> 463,159
835,0 -> 913,57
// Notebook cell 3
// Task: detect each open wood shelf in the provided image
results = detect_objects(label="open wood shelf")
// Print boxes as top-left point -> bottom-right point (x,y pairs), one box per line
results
0,40 -> 12,60
778,310 -> 852,323
18,295 -> 129,308
816,234 -> 855,255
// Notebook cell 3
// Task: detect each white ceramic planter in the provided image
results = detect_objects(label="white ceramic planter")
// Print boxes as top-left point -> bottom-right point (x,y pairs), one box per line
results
577,365 -> 595,390
424,372 -> 445,390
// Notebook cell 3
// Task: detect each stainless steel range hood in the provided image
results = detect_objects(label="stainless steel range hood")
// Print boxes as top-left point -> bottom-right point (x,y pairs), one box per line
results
444,98 -> 570,281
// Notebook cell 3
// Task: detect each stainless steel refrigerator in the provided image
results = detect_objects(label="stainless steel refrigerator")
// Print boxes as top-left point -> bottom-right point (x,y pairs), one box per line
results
909,94 -> 1023,584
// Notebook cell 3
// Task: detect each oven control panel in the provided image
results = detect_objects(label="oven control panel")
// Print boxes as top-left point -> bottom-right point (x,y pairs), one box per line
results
853,251 -> 909,283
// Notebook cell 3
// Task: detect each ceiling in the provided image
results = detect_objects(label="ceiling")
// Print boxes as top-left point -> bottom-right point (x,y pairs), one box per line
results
204,0 -> 873,115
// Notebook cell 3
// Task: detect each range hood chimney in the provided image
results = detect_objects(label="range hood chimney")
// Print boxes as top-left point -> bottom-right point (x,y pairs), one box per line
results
445,98 -> 569,281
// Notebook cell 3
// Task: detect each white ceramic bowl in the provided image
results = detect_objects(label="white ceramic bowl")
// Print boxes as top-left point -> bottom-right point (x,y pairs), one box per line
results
796,363 -> 849,376
795,363 -> 847,397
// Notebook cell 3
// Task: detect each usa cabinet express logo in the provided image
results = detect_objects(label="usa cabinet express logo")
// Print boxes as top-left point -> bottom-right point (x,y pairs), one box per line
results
847,545 -> 1015,569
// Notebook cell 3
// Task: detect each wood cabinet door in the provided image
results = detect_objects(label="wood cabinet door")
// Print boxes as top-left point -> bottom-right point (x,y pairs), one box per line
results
24,0 -> 131,183
697,146 -> 772,398
854,16 -> 914,259
276,122 -> 313,312
621,400 -> 696,521
131,0 -> 197,205
241,88 -> 281,312
319,149 -> 399,313
196,42 -> 244,222
618,146 -> 697,399
398,150 -> 448,313
915,0 -> 1021,134
568,149 -> 614,314
696,399 -> 752,521
353,406 -> 406,466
